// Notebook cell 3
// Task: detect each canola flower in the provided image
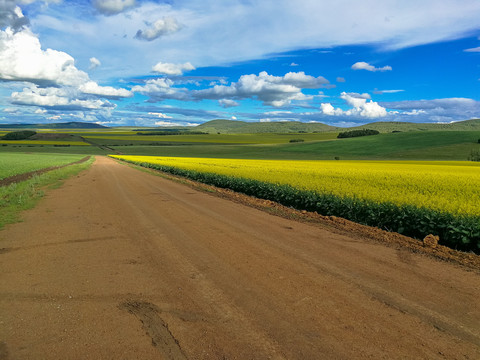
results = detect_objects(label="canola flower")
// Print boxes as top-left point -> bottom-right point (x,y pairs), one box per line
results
111,155 -> 480,217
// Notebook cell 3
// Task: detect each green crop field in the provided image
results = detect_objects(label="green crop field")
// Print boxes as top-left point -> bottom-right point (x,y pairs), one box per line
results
0,153 -> 86,180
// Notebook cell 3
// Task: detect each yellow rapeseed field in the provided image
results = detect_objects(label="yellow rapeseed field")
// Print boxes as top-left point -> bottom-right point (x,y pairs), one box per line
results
112,155 -> 480,217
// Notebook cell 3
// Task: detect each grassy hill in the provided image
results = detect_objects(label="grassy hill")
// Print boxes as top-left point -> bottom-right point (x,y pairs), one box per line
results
195,119 -> 338,133
194,118 -> 480,134
350,119 -> 480,133
282,130 -> 480,160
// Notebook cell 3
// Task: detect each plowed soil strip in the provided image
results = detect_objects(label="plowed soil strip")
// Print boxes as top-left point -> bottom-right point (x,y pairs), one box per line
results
0,156 -> 479,360
0,156 -> 90,187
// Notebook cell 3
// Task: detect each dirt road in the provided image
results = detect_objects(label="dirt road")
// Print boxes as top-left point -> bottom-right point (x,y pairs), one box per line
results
1,156 -> 479,359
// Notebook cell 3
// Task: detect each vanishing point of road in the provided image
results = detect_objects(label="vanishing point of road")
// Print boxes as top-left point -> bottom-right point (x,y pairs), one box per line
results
1,156 -> 479,359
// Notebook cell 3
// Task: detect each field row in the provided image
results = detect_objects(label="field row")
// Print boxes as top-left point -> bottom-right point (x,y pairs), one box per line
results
0,140 -> 89,146
111,155 -> 480,252
0,153 -> 87,181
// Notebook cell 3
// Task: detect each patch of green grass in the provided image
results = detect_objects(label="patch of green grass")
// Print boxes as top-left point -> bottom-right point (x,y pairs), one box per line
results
0,156 -> 94,229
0,152 -> 87,180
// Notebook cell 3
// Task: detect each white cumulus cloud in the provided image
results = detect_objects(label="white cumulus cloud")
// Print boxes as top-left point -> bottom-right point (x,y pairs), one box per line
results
218,99 -> 239,108
321,92 -> 387,118
135,17 -> 182,41
148,112 -> 172,119
131,78 -> 188,101
93,0 -> 136,16
11,85 -> 115,110
0,2 -> 29,31
320,103 -> 344,116
193,71 -> 330,107
79,81 -> 133,98
0,27 -> 89,86
89,57 -> 101,70
341,92 -> 387,117
152,62 -> 195,76
0,27 -> 133,111
403,110 -> 427,115
351,61 -> 392,72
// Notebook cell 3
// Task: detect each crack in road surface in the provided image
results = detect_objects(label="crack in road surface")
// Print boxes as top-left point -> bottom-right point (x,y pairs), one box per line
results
119,300 -> 187,359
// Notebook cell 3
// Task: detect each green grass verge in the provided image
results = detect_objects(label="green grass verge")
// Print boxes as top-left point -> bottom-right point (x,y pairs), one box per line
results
0,156 -> 94,229
119,158 -> 480,253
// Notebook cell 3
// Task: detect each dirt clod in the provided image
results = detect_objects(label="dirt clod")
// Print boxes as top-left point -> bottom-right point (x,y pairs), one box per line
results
423,234 -> 440,248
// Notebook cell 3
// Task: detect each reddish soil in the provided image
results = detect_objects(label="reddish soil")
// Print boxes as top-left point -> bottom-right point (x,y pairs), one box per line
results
0,156 -> 479,359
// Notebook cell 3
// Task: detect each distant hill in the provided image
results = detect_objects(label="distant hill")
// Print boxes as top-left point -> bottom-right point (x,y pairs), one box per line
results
351,119 -> 480,132
194,118 -> 480,134
0,122 -> 107,129
196,119 -> 338,133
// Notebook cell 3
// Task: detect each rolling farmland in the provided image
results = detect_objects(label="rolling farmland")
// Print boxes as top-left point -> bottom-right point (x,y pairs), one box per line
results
1,122 -> 480,359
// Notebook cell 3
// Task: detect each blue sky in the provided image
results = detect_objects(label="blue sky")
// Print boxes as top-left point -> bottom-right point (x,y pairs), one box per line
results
0,0 -> 479,127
